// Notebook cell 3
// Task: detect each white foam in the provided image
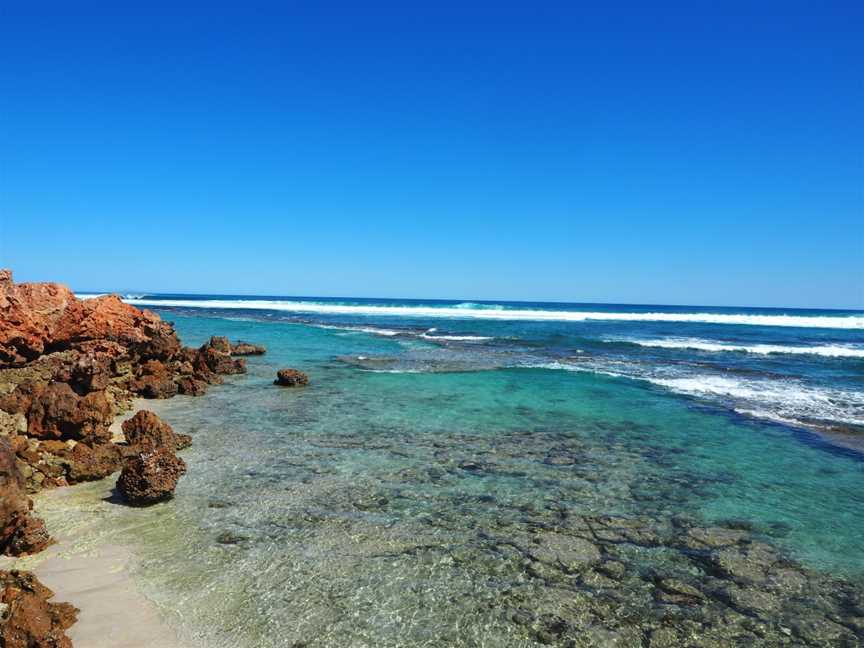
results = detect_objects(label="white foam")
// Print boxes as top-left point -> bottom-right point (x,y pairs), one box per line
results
617,338 -> 864,358
313,324 -> 401,337
88,297 -> 864,330
530,361 -> 864,428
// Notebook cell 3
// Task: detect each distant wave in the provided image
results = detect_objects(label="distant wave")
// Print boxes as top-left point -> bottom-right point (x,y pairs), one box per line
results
96,297 -> 864,330
614,337 -> 864,358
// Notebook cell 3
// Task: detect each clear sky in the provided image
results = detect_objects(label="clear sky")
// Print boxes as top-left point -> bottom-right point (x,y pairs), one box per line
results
1,2 -> 862,309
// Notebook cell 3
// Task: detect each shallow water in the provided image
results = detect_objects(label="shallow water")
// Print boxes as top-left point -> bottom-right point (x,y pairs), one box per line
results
35,308 -> 864,646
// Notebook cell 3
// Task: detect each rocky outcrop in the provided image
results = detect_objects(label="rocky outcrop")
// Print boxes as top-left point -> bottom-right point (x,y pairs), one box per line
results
231,341 -> 266,356
0,381 -> 113,443
116,448 -> 187,506
122,410 -> 191,453
0,570 -> 78,648
0,438 -> 52,556
274,368 -> 309,387
0,269 -> 264,640
0,270 -> 76,366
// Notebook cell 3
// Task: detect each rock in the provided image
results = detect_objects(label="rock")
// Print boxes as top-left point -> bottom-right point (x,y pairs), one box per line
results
0,438 -> 51,556
130,360 -> 179,399
176,376 -> 208,396
0,381 -> 113,443
274,368 -> 309,387
66,441 -> 125,482
530,532 -> 602,571
654,578 -> 706,605
116,448 -> 186,506
0,409 -> 27,436
0,270 -> 76,366
196,343 -> 245,375
230,341 -> 266,356
121,410 -> 190,452
52,294 -> 181,361
0,570 -> 78,648
207,336 -> 231,354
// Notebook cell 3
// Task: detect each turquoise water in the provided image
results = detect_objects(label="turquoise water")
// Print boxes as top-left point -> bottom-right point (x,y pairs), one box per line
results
67,298 -> 864,645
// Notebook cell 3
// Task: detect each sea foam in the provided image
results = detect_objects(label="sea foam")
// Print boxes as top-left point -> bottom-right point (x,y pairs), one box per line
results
615,338 -> 864,358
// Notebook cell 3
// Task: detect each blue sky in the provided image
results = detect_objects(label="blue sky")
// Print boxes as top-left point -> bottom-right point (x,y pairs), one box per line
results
1,1 -> 862,308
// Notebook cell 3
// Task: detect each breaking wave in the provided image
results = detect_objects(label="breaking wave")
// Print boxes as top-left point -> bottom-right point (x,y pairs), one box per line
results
95,297 -> 863,330
615,338 -> 864,358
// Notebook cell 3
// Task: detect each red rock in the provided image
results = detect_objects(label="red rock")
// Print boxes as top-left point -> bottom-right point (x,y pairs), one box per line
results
122,410 -> 191,452
66,441 -> 125,482
0,438 -> 52,556
231,341 -> 266,356
116,447 -> 187,506
176,375 -> 208,396
0,270 -> 76,366
0,381 -> 113,442
274,368 -> 309,387
130,359 -> 179,399
0,570 -> 78,648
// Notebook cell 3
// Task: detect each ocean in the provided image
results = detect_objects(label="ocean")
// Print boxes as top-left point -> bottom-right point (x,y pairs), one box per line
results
63,293 -> 864,646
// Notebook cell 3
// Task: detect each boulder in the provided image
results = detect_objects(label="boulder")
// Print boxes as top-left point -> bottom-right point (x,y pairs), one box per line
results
196,343 -> 245,376
122,410 -> 191,452
51,294 -> 181,361
274,368 -> 309,387
116,448 -> 187,506
0,570 -> 78,648
230,341 -> 266,356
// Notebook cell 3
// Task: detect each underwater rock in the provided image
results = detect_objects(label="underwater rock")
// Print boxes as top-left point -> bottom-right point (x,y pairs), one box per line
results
274,368 -> 309,387
116,447 -> 187,506
0,570 -> 78,648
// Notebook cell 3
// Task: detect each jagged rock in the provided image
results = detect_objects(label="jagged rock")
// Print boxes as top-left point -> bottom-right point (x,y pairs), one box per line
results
0,570 -> 78,648
176,375 -> 208,396
196,338 -> 245,375
116,447 -> 186,506
0,270 -> 76,366
274,368 -> 309,387
122,410 -> 191,452
0,438 -> 51,556
130,359 -> 179,399
0,409 -> 27,436
66,441 -> 125,482
230,341 -> 266,356
0,381 -> 113,443
51,293 -> 181,361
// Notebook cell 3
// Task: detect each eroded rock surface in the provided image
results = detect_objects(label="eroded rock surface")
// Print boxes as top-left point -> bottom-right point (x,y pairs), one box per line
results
0,570 -> 78,648
275,368 -> 309,387
117,447 -> 187,506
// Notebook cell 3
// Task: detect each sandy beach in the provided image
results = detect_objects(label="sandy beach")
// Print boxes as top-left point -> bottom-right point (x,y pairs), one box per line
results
1,405 -> 185,648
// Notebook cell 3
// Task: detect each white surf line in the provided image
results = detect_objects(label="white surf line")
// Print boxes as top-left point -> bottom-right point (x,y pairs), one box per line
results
76,296 -> 864,330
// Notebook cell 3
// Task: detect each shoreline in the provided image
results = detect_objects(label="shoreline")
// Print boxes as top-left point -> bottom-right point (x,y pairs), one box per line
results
0,483 -> 185,648
1,401 -> 187,648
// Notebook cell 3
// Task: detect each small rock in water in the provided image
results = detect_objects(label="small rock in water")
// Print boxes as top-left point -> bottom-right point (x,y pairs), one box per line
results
274,368 -> 309,387
215,531 -> 247,545
230,341 -> 266,356
116,448 -> 187,506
